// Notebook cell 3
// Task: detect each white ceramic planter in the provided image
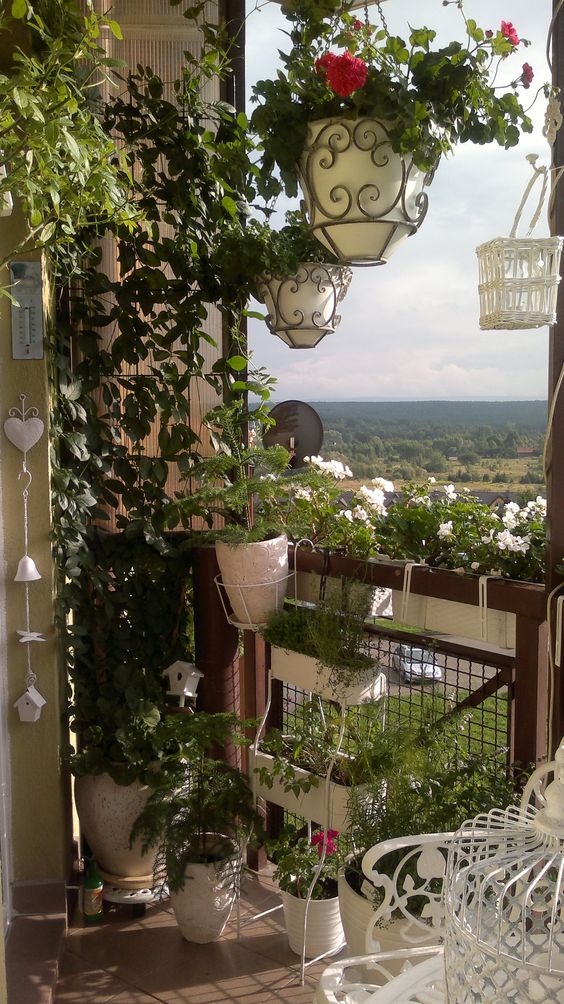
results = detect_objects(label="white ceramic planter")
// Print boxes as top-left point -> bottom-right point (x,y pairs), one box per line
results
281,890 -> 344,958
391,590 -> 516,649
250,745 -> 356,832
270,646 -> 386,706
170,849 -> 239,943
298,117 -> 430,265
256,262 -> 352,349
338,867 -> 376,955
74,772 -> 157,880
215,533 -> 289,627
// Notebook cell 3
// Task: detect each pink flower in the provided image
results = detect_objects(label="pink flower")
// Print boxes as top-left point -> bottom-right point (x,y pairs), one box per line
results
521,62 -> 534,88
352,18 -> 363,30
311,829 -> 339,858
485,29 -> 493,38
501,21 -> 520,46
324,51 -> 368,98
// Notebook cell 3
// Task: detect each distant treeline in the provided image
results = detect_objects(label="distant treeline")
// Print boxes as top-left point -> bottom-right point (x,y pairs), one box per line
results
308,400 -> 547,481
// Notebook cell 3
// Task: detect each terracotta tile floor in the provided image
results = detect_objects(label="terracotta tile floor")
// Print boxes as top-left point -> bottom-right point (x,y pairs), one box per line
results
55,869 -> 342,1003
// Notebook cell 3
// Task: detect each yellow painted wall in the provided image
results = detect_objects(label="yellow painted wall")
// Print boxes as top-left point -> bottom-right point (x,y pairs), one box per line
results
0,205 -> 71,883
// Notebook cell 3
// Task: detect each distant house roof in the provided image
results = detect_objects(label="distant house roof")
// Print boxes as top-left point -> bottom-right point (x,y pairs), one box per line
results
516,446 -> 539,456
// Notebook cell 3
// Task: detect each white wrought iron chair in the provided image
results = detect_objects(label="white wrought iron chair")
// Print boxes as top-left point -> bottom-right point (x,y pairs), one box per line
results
314,833 -> 453,1004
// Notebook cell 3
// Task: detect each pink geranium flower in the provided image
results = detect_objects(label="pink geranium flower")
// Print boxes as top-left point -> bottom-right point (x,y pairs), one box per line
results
501,21 -> 520,46
521,62 -> 534,88
324,51 -> 368,98
311,829 -> 339,857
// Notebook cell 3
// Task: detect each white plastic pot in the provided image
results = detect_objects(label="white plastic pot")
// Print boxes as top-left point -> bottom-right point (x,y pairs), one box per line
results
338,866 -> 375,956
298,117 -> 431,266
270,646 -> 386,706
215,533 -> 289,627
170,844 -> 239,943
250,745 -> 357,832
391,590 -> 516,649
281,889 -> 344,958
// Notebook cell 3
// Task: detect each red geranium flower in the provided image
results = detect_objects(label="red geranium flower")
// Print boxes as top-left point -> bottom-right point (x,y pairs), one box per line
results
521,62 -> 534,88
311,829 -> 339,858
315,52 -> 338,77
324,51 -> 368,98
501,20 -> 520,46
352,18 -> 363,31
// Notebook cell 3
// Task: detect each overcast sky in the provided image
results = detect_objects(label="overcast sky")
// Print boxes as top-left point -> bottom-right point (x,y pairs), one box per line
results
245,0 -> 554,401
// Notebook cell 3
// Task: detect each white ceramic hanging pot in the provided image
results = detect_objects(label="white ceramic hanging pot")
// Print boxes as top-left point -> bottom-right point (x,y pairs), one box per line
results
297,117 -> 432,266
256,262 -> 352,349
281,889 -> 344,957
170,840 -> 240,943
215,533 -> 289,627
74,772 -> 157,880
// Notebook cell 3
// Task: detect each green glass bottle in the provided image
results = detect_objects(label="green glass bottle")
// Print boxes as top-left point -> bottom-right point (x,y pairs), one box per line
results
83,858 -> 104,923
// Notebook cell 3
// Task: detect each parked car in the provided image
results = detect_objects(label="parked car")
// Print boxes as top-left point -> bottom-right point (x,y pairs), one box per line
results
392,644 -> 442,684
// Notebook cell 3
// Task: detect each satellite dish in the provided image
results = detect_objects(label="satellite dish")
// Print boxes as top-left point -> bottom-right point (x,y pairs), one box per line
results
263,400 -> 323,469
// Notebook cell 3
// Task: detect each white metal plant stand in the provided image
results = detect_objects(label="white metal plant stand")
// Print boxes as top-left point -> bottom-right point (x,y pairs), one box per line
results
252,626 -> 387,983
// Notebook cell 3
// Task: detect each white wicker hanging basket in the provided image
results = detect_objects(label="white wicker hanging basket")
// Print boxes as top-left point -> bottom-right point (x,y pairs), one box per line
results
477,158 -> 563,330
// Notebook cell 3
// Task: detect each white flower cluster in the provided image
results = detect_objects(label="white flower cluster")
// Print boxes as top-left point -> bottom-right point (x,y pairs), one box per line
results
304,455 -> 352,479
444,484 -> 457,500
495,529 -> 531,554
371,477 -> 394,492
438,521 -> 454,539
357,485 -> 387,515
343,506 -> 370,524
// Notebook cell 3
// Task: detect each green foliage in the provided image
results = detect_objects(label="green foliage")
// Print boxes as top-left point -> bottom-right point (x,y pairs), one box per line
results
130,713 -> 262,892
347,705 -> 517,863
251,4 -> 534,195
50,31 -> 282,777
257,699 -> 387,794
63,532 -> 194,783
0,1 -> 138,287
176,397 -> 326,543
215,209 -> 337,293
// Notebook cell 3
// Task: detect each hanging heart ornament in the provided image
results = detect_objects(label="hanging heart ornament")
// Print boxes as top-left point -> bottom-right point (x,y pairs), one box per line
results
4,416 -> 44,453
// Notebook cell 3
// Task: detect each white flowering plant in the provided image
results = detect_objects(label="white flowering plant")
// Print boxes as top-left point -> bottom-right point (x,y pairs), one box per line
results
373,482 -> 546,582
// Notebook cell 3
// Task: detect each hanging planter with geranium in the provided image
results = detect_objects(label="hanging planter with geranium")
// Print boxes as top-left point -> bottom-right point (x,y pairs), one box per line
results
251,1 -> 535,265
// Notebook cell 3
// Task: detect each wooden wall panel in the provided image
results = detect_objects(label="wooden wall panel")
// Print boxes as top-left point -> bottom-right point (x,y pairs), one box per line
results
79,2 -> 226,530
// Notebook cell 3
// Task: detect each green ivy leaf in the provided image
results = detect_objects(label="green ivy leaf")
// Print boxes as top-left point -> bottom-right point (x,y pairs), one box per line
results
227,355 -> 247,372
107,19 -> 124,40
11,0 -> 27,18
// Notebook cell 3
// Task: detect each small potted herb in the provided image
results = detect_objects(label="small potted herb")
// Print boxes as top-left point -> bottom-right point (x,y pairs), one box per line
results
251,698 -> 385,830
262,579 -> 384,701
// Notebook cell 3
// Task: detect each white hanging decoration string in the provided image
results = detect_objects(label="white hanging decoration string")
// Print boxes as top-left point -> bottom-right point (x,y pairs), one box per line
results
400,560 -> 427,624
477,575 -> 498,642
3,395 -> 46,720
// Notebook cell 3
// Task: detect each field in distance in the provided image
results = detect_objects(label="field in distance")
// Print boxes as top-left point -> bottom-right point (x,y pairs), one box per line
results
309,400 -> 547,494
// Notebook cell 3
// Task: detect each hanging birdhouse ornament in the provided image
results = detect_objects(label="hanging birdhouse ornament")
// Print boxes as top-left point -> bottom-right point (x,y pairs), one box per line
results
163,661 -> 203,705
14,686 -> 46,723
4,395 -> 46,724
477,156 -> 563,329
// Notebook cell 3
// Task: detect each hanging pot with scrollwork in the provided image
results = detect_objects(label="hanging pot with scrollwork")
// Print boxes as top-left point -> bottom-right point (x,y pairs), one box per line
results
297,116 -> 435,267
256,261 -> 352,349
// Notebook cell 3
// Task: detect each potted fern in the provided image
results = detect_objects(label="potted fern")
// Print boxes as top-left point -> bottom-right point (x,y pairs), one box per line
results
130,712 -> 262,943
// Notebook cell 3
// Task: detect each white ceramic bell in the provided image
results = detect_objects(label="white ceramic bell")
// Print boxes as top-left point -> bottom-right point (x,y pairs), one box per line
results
14,555 -> 41,582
